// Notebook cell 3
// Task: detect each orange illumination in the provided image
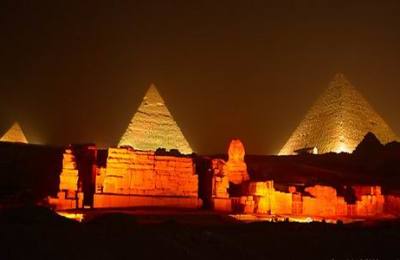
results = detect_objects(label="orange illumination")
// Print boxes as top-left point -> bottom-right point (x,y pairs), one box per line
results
224,139 -> 249,184
57,212 -> 84,222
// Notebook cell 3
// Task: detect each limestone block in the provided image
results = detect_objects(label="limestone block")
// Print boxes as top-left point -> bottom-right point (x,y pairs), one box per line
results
249,181 -> 274,196
59,149 -> 79,192
255,197 -> 270,214
336,197 -> 348,216
271,191 -> 292,215
292,192 -> 303,215
241,196 -> 255,214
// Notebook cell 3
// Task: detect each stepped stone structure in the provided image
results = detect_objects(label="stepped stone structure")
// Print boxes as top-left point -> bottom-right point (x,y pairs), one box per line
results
119,84 -> 193,154
0,122 -> 28,144
59,148 -> 79,193
280,74 -> 398,155
49,148 -> 83,210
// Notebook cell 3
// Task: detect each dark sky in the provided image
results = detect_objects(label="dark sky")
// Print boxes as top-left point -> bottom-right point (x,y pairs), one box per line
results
0,1 -> 399,155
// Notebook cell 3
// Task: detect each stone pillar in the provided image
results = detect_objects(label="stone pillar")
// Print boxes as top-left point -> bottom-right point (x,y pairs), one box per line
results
59,149 -> 79,194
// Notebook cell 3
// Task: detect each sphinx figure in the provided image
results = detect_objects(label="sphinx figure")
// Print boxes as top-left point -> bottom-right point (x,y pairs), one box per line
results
223,139 -> 250,185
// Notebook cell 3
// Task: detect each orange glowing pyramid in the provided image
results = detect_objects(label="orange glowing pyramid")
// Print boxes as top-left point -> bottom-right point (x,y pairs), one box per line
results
0,122 -> 28,144
279,74 -> 398,155
118,84 -> 193,154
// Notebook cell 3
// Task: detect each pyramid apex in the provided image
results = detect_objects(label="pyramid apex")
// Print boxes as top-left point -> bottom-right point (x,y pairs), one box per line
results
143,83 -> 165,104
0,122 -> 28,144
332,73 -> 350,84
148,83 -> 158,91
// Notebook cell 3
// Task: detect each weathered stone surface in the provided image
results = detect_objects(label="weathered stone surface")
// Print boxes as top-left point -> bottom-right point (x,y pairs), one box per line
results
303,185 -> 338,217
118,84 -> 193,154
59,149 -> 79,192
247,182 -> 385,218
0,122 -> 28,144
99,148 -> 198,197
240,196 -> 255,214
249,181 -> 292,215
211,159 -> 230,198
280,74 -> 398,155
223,139 -> 249,184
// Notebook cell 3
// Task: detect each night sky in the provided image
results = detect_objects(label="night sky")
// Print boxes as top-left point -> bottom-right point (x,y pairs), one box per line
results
1,1 -> 399,155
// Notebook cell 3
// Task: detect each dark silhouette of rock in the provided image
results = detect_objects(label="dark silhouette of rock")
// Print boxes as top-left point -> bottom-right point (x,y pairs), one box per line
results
353,132 -> 384,157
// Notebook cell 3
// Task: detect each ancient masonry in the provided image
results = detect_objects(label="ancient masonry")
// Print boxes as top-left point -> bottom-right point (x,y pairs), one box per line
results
279,74 -> 398,155
93,147 -> 200,208
240,182 -> 385,217
118,84 -> 193,154
211,141 -> 387,217
59,148 -> 79,192
49,148 -> 83,210
0,122 -> 28,144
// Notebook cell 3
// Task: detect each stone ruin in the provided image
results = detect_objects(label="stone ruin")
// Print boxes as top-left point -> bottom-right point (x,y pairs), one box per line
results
209,139 -> 395,219
46,138 -> 400,221
93,147 -> 201,209
43,80 -> 400,221
280,74 -> 398,155
49,148 -> 83,210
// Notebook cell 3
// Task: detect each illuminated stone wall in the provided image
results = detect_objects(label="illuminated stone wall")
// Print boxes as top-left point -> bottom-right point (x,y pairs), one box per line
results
0,122 -> 28,144
49,148 -> 83,210
98,148 -> 198,197
118,84 -> 193,154
211,159 -> 230,198
353,186 -> 385,216
248,181 -> 385,218
249,181 -> 292,215
59,148 -> 79,192
280,74 -> 398,155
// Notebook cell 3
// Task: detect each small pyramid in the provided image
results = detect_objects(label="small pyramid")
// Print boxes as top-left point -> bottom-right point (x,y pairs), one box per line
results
0,122 -> 28,144
279,74 -> 398,155
118,84 -> 193,154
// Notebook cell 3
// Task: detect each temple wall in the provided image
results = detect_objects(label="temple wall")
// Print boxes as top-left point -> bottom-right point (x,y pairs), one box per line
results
99,148 -> 198,198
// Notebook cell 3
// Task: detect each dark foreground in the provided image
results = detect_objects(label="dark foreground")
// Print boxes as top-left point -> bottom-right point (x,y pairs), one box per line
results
1,207 -> 400,260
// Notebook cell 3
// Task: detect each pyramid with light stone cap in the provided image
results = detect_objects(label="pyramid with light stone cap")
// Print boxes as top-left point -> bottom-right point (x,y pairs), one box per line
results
279,74 -> 398,155
118,84 -> 193,154
0,122 -> 28,144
